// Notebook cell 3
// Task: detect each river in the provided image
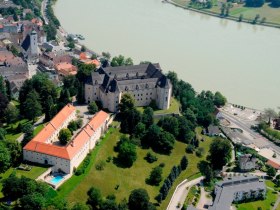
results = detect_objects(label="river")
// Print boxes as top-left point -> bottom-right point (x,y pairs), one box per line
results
54,0 -> 280,110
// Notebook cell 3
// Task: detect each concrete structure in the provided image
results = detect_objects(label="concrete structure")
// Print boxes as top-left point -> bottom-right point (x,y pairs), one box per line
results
208,176 -> 266,210
239,154 -> 257,171
85,63 -> 172,112
23,104 -> 110,174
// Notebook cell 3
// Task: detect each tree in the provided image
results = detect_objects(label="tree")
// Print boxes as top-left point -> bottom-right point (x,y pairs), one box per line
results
271,0 -> 280,7
117,139 -> 137,167
262,108 -> 278,124
20,192 -> 46,210
238,14 -> 244,22
102,52 -> 111,60
111,55 -> 133,67
0,128 -> 6,141
153,131 -> 175,154
214,91 -> 227,107
180,156 -> 188,170
5,140 -> 22,166
0,142 -> 11,173
81,45 -> 86,52
198,160 -> 214,184
88,101 -> 99,114
0,75 -> 7,96
128,189 -> 152,210
146,166 -> 163,186
142,107 -> 154,127
58,128 -> 72,145
22,123 -> 34,146
208,138 -> 232,170
158,116 -> 179,137
87,187 -> 102,209
45,95 -> 55,122
267,166 -> 276,178
119,93 -> 135,113
121,108 -> 142,134
252,14 -> 261,24
68,120 -> 78,133
246,0 -> 264,7
142,124 -> 161,148
23,90 -> 42,122
4,103 -> 19,124
134,122 -> 146,139
0,92 -> 9,120
100,198 -> 119,210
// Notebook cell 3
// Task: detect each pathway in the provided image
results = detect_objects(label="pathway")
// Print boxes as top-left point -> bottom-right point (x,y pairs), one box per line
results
16,115 -> 45,143
196,187 -> 212,210
41,0 -> 49,25
273,194 -> 280,210
167,176 -> 204,210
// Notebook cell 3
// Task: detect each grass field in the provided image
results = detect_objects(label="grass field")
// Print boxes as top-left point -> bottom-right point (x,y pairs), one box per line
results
172,0 -> 280,25
63,126 -> 213,209
4,119 -> 30,141
137,97 -> 181,115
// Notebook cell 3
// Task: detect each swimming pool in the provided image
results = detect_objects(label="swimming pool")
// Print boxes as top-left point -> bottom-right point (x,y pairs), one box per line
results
50,175 -> 64,185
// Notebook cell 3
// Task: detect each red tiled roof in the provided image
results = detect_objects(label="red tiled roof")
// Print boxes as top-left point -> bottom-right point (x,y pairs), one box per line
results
24,109 -> 109,160
267,160 -> 280,169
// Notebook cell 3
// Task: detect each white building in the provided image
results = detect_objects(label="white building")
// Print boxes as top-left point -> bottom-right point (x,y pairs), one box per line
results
21,30 -> 39,63
23,104 -> 110,174
208,176 -> 266,210
85,63 -> 172,112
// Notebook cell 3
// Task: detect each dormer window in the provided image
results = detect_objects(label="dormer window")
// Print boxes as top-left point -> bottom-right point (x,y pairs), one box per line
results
136,85 -> 139,90
126,73 -> 129,78
136,72 -> 139,77
125,86 -> 128,91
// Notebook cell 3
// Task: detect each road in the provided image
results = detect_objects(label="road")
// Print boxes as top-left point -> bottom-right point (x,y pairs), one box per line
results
41,0 -> 49,25
167,176 -> 204,210
197,186 -> 212,210
220,110 -> 280,154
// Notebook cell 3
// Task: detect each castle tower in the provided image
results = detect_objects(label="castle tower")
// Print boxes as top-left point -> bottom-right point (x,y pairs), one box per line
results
30,30 -> 39,57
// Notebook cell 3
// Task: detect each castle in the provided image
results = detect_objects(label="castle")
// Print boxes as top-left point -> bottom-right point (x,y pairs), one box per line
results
85,63 -> 172,112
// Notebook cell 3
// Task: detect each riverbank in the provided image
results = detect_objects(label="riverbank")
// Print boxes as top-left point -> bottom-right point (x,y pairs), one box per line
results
167,0 -> 280,29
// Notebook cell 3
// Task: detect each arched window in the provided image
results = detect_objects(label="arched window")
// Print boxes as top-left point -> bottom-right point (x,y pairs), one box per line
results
136,85 -> 139,90
146,84 -> 149,88
125,86 -> 128,91
126,73 -> 129,78
136,72 -> 139,77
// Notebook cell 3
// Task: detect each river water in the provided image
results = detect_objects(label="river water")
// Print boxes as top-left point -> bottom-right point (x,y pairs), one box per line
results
54,0 -> 280,110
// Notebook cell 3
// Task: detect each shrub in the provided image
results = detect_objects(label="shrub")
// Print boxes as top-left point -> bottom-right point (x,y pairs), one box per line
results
186,145 -> 195,154
75,153 -> 92,176
95,160 -> 106,171
145,152 -> 158,163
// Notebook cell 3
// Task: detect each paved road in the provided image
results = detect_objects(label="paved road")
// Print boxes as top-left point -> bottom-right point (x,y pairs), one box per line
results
41,0 -> 49,25
167,177 -> 204,210
220,110 -> 280,154
273,194 -> 280,210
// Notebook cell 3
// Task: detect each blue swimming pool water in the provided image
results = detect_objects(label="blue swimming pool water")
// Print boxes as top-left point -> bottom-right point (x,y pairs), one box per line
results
50,175 -> 64,185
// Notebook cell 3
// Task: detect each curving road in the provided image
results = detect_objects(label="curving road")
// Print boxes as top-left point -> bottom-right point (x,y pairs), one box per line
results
167,177 -> 204,210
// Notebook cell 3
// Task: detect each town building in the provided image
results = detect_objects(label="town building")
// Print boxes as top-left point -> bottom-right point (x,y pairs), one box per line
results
85,63 -> 172,112
208,176 -> 266,210
55,62 -> 77,76
23,104 -> 110,174
21,30 -> 39,63
239,154 -> 257,171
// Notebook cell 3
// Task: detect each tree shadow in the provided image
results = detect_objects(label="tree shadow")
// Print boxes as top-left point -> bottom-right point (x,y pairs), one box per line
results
113,157 -> 133,168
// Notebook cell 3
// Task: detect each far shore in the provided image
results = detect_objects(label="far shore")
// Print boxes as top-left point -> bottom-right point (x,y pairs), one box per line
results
166,0 -> 280,30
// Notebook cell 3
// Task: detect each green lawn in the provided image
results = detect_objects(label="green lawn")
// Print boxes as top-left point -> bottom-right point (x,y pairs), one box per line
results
0,165 -> 49,198
137,97 -> 180,115
4,119 -> 30,141
34,123 -> 45,135
237,188 -> 277,210
62,126 -> 213,209
185,185 -> 199,206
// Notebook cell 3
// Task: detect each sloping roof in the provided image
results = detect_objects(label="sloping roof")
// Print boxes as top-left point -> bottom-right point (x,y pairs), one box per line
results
267,160 -> 280,169
21,34 -> 30,52
24,108 -> 109,160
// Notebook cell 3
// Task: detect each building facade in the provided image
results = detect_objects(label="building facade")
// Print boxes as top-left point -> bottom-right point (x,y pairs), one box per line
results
239,154 -> 257,171
23,104 -> 110,174
85,63 -> 172,112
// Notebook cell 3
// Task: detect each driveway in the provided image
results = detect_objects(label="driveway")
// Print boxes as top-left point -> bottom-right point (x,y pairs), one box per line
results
167,176 -> 204,210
